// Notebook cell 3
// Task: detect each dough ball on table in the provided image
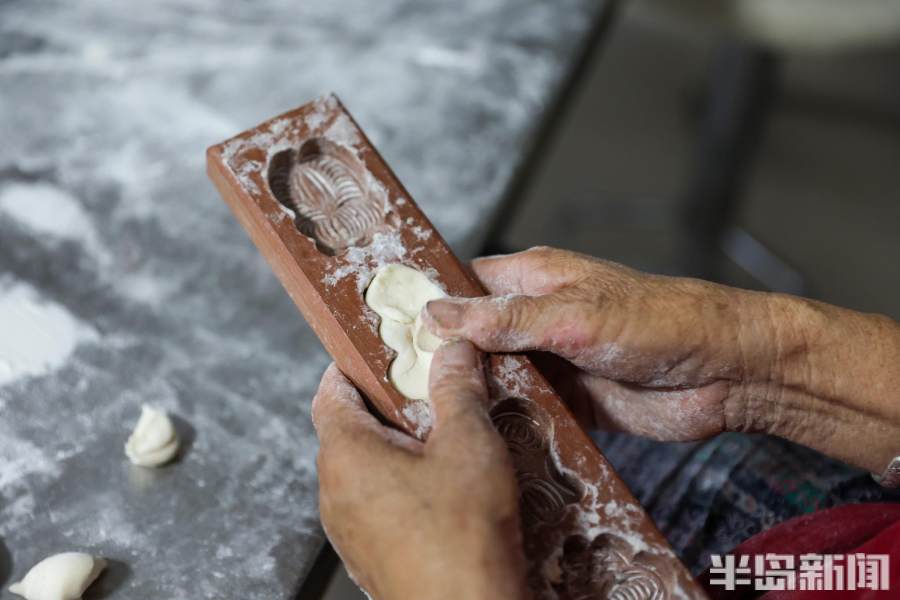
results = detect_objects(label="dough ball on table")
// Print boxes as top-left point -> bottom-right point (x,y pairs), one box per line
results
124,404 -> 180,467
9,552 -> 106,600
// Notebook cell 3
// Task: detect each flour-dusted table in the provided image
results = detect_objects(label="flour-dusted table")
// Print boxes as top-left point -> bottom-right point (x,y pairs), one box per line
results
0,1 -> 615,597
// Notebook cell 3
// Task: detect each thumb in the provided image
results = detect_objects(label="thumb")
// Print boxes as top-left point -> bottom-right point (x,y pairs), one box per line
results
423,293 -> 590,360
426,340 -> 496,452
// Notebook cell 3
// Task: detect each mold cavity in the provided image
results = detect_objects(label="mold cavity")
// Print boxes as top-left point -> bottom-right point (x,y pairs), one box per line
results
490,398 -> 585,526
490,398 -> 545,457
557,534 -> 667,600
268,138 -> 384,255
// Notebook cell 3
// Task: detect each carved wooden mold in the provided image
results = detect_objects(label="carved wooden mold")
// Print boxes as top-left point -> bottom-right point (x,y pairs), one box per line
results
207,95 -> 707,600
556,534 -> 672,600
491,398 -> 584,526
268,138 -> 385,255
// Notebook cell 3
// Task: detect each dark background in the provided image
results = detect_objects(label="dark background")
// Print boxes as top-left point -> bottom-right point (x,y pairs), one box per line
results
503,3 -> 900,319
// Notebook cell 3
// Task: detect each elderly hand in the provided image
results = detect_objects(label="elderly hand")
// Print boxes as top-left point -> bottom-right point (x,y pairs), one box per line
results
312,340 -> 529,600
423,247 -> 900,474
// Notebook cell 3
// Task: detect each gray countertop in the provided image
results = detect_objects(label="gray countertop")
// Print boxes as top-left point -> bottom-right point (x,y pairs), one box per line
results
0,1 -> 610,597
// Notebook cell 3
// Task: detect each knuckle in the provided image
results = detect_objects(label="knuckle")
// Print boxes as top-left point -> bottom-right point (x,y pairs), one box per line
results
506,298 -> 535,333
483,302 -> 516,335
518,245 -> 558,272
475,298 -> 532,344
524,245 -> 555,259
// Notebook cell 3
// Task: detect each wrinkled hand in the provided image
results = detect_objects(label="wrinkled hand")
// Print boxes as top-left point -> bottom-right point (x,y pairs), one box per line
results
312,341 -> 529,600
423,246 -> 786,442
424,246 -> 900,475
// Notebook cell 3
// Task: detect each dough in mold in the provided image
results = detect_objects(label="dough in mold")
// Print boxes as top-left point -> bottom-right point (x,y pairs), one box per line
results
365,264 -> 445,401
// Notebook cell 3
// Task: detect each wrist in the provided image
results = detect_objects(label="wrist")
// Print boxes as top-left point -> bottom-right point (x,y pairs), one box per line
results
381,561 -> 529,600
776,295 -> 900,420
379,525 -> 530,600
734,291 -> 900,472
721,289 -> 806,434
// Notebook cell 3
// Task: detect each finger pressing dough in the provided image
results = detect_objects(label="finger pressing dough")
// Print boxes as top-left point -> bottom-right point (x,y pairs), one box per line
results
365,264 -> 445,400
9,552 -> 106,600
124,405 -> 180,467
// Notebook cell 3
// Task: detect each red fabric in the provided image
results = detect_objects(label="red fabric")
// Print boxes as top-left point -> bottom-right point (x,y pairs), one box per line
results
700,504 -> 900,599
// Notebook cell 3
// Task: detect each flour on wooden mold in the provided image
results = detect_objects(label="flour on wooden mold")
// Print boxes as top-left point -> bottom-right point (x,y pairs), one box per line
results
533,431 -> 691,597
490,354 -> 539,399
221,116 -> 296,165
234,159 -> 264,195
410,225 -> 432,241
302,95 -> 339,132
401,399 -> 432,439
323,113 -> 361,149
571,488 -> 672,560
322,230 -> 408,293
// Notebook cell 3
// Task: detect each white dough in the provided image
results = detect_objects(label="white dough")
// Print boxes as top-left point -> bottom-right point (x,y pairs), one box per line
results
9,552 -> 106,600
124,405 -> 179,467
365,264 -> 445,401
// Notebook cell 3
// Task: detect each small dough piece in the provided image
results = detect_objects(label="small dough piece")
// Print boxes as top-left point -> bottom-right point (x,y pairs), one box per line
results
124,405 -> 179,467
9,552 -> 106,600
365,264 -> 445,400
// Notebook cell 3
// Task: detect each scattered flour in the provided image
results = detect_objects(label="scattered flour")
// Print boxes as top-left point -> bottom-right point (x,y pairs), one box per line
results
0,182 -> 107,262
414,45 -> 485,73
410,225 -> 432,241
220,115 -> 297,165
303,95 -> 338,132
221,95 -> 352,171
0,417 -> 61,530
0,279 -> 98,386
0,182 -> 93,239
0,424 -> 61,490
233,159 -> 264,196
490,354 -> 539,399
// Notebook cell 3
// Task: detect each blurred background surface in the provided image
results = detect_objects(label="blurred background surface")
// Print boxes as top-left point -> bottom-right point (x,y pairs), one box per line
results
501,1 -> 900,319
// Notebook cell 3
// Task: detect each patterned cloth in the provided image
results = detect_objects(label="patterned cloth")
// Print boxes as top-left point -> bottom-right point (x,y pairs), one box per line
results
591,431 -> 900,575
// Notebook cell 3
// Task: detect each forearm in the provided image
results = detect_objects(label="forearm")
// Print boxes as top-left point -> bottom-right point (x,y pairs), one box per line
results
733,292 -> 900,473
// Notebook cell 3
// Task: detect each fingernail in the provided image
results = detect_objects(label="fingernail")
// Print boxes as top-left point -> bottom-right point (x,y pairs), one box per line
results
437,339 -> 478,369
425,299 -> 465,330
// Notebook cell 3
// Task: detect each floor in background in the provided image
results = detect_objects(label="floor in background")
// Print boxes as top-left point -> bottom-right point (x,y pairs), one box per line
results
502,5 -> 900,317
322,6 -> 900,599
